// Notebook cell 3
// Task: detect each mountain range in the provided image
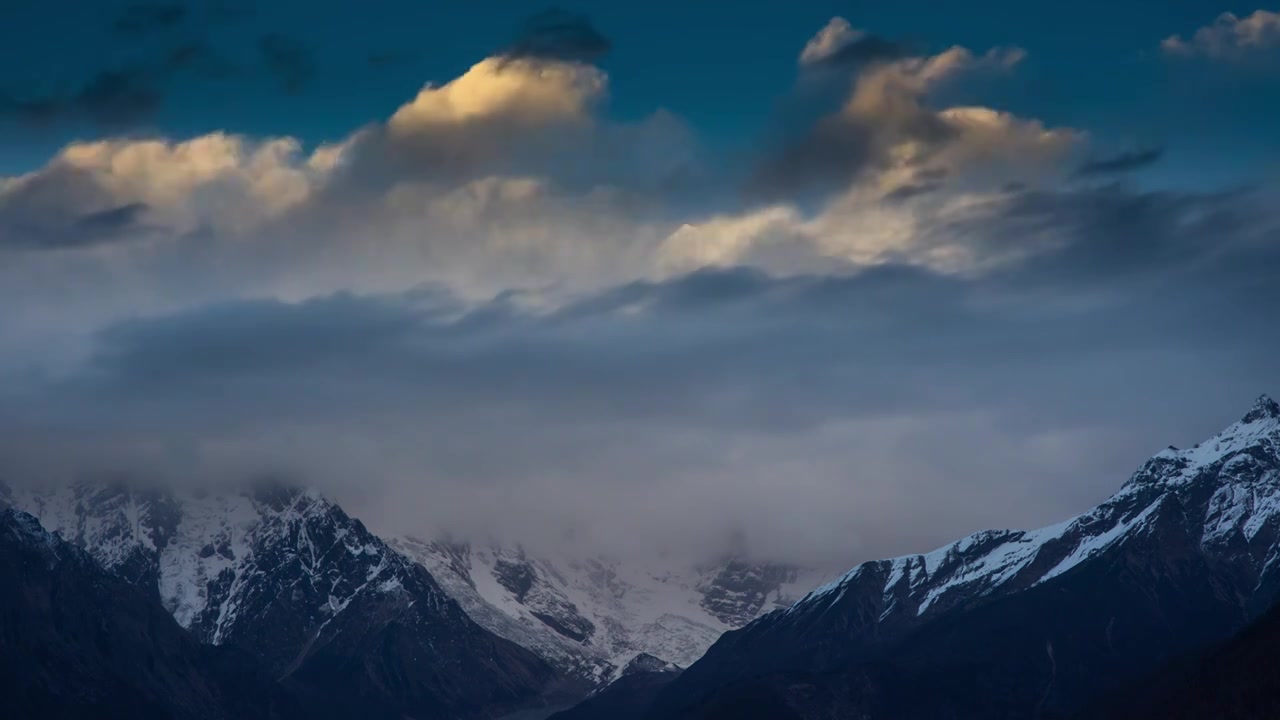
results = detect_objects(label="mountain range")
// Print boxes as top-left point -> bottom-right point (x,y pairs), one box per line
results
578,394 -> 1280,719
1,476 -> 832,716
1,482 -> 561,718
390,536 -> 831,685
3,394 -> 1279,718
0,507 -> 292,719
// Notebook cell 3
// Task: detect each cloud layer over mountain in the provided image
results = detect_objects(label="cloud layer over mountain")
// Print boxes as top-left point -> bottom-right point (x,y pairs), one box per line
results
1,13 -> 1277,566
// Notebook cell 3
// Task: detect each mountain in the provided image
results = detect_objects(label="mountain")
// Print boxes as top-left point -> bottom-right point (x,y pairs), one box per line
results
573,394 -> 1280,719
1088,596 -> 1280,719
0,508 -> 298,718
390,537 -> 835,685
1,472 -> 836,713
2,481 -> 562,719
546,669 -> 681,720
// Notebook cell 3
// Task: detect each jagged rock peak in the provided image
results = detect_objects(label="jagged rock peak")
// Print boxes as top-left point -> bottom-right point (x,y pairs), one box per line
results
1243,393 -> 1280,424
1,508 -> 55,549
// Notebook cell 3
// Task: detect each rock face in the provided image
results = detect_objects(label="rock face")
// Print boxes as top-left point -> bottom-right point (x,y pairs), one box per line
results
0,509 -> 290,719
695,560 -> 800,626
391,536 -> 837,686
579,395 -> 1280,719
4,482 -> 560,719
619,652 -> 682,677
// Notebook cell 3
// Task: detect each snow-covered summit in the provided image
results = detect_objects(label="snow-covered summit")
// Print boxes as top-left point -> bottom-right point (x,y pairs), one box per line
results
391,536 -> 837,684
1133,393 -> 1280,489
2,474 -> 835,693
3,481 -> 561,717
1243,393 -> 1280,423
3,481 -> 448,660
782,393 -> 1280,627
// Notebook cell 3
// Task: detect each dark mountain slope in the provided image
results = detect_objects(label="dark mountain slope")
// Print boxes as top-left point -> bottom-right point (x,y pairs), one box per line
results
0,508 -> 294,719
561,395 -> 1280,720
1088,597 -> 1280,719
3,482 -> 566,719
548,671 -> 681,720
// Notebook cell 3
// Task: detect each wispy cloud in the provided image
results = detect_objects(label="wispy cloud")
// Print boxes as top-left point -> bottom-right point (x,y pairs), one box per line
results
1162,8 -> 1280,61
1074,147 -> 1163,176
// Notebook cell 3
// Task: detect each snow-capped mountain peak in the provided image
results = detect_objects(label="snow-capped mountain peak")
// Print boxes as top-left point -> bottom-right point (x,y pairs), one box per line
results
1243,393 -> 1280,423
1,508 -> 60,555
773,395 -> 1280,634
391,535 -> 839,684
1125,393 -> 1279,494
3,480 -> 560,717
645,395 -> 1280,720
4,481 -> 453,663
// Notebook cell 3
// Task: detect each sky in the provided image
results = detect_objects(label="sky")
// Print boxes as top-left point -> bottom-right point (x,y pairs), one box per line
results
0,1 -> 1278,566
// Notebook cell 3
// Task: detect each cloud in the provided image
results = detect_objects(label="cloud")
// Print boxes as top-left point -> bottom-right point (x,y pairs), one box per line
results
4,179 -> 1278,560
329,54 -> 703,207
0,201 -> 153,251
257,34 -> 316,94
755,39 -> 1069,200
501,9 -> 611,64
70,202 -> 152,242
0,133 -> 329,250
0,37 -> 240,129
798,17 -> 904,67
1162,9 -> 1280,61
0,65 -> 166,128
114,2 -> 189,34
1074,148 -> 1164,176
0,52 -> 704,305
388,57 -> 604,130
882,175 -> 946,202
0,39 -> 1085,309
657,206 -> 812,273
1,34 -> 1276,564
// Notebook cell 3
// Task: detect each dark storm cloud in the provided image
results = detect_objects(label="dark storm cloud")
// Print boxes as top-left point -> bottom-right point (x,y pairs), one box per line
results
1074,147 -> 1164,176
114,2 -> 189,34
257,34 -> 316,94
500,9 -> 611,64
